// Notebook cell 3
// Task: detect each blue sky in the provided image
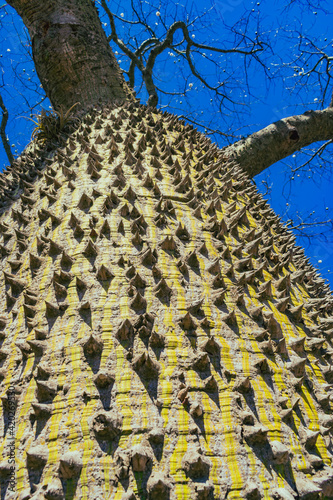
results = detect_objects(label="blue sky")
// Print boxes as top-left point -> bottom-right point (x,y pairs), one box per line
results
0,0 -> 332,286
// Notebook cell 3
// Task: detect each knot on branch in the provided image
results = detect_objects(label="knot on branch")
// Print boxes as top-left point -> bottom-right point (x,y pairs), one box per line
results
288,127 -> 299,142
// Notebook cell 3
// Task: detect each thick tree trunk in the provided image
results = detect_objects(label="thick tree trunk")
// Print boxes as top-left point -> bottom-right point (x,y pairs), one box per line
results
224,108 -> 333,177
7,0 -> 132,113
1,102 -> 333,499
1,1 -> 333,500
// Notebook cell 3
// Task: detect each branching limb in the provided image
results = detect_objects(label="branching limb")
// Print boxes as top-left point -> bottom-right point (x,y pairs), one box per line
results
177,114 -> 238,139
290,140 -> 333,174
0,92 -> 14,166
101,0 -> 146,72
286,219 -> 333,231
285,213 -> 333,243
224,107 -> 333,177
100,0 -> 263,106
284,32 -> 333,107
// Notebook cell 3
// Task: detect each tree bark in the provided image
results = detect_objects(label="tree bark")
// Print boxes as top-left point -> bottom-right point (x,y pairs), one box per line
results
1,1 -> 333,499
1,102 -> 333,500
224,107 -> 333,177
7,0 -> 132,113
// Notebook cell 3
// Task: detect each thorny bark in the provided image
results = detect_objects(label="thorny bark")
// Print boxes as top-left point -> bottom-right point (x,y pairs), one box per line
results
224,107 -> 333,177
7,0 -> 133,114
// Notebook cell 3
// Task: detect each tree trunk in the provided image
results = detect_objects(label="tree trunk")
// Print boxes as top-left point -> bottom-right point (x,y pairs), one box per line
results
1,103 -> 333,499
1,1 -> 333,499
7,0 -> 132,112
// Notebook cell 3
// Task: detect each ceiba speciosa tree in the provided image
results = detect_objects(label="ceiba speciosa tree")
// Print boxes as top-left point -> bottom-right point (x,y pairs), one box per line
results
0,1 -> 333,499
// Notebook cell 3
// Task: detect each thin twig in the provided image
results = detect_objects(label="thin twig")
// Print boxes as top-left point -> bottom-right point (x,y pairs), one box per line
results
291,140 -> 333,173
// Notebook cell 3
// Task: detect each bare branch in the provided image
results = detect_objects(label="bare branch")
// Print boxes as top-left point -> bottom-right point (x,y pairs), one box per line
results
143,20 -> 263,104
283,31 -> 333,108
290,139 -> 333,173
0,92 -> 14,166
284,210 -> 333,244
101,0 -> 145,71
224,107 -> 333,177
177,114 -> 238,139
286,219 -> 333,231
100,1 -> 264,107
